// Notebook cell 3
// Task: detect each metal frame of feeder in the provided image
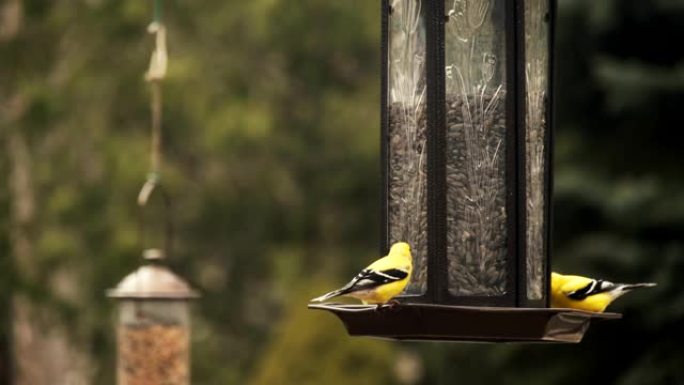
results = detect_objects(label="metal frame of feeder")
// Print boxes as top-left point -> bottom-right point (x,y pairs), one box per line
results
310,0 -> 621,343
379,0 -> 554,307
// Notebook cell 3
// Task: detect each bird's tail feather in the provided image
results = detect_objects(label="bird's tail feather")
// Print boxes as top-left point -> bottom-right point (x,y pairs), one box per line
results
310,287 -> 350,303
621,282 -> 657,291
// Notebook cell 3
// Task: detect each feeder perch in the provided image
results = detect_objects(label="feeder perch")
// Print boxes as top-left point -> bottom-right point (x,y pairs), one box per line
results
310,304 -> 620,343
310,0 -> 619,342
108,248 -> 199,385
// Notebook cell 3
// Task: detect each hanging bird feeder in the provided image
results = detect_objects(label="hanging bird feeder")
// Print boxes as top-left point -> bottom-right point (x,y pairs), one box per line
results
109,248 -> 198,385
310,0 -> 619,343
109,2 -> 199,383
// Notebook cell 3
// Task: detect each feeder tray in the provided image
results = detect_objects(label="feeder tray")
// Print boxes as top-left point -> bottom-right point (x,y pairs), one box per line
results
309,303 -> 620,343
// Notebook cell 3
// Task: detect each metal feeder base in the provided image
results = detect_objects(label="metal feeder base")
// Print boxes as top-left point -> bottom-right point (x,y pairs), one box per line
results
308,303 -> 621,343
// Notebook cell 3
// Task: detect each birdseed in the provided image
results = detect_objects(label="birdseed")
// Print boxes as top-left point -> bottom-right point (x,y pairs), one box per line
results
387,93 -> 509,296
118,323 -> 189,385
388,101 -> 428,295
445,93 -> 508,295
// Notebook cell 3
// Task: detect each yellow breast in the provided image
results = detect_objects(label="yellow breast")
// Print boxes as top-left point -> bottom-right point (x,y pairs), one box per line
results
551,290 -> 612,313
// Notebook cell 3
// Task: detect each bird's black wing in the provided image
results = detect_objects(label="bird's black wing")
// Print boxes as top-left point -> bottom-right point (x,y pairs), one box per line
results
567,279 -> 616,300
345,268 -> 409,292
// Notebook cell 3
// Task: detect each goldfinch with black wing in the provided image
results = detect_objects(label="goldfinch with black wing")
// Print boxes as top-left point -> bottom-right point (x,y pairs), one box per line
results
311,242 -> 412,305
551,272 -> 656,313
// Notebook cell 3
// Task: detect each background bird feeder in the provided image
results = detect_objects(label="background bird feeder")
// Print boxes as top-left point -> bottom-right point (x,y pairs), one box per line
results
108,1 -> 199,381
310,0 -> 619,342
109,248 -> 198,385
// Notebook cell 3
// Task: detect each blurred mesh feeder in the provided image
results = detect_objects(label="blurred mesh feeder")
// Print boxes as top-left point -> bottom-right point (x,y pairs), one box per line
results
110,157 -> 199,385
108,248 -> 199,385
309,0 -> 620,342
107,1 -> 202,382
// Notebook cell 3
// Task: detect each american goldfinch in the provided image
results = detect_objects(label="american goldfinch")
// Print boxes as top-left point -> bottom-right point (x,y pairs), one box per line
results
311,242 -> 413,305
551,272 -> 656,312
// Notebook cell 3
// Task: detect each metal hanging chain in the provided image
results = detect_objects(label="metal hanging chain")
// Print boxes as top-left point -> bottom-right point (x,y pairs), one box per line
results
136,0 -> 173,258
138,0 -> 167,207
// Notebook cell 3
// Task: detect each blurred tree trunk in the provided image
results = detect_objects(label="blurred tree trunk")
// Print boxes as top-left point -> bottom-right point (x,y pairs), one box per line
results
1,2 -> 22,383
5,104 -> 93,385
2,1 -> 93,384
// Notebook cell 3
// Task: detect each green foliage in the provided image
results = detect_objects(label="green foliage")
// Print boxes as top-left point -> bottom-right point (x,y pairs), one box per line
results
2,0 -> 382,382
248,284 -> 398,385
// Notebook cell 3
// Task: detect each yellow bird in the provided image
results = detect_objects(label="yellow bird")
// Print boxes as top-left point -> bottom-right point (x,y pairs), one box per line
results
551,272 -> 656,312
311,242 -> 413,305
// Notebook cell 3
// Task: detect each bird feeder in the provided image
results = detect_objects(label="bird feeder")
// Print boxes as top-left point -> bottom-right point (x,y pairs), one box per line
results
310,0 -> 619,342
109,248 -> 198,385
108,1 -> 200,378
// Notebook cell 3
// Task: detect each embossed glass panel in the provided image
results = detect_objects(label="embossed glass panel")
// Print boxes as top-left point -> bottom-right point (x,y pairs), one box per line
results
525,0 -> 549,300
388,0 -> 428,295
445,0 -> 508,296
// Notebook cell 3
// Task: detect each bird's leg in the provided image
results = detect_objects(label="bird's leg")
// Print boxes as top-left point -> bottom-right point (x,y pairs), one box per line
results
386,300 -> 401,313
374,300 -> 401,313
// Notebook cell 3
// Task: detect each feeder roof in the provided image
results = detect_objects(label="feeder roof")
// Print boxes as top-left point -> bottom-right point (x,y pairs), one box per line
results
108,250 -> 199,300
